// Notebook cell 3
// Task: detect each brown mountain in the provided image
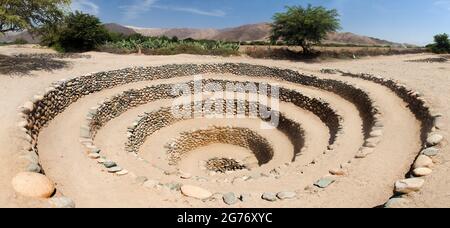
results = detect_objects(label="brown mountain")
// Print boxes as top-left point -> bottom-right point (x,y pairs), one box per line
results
1,22 -> 412,47
126,23 -> 409,47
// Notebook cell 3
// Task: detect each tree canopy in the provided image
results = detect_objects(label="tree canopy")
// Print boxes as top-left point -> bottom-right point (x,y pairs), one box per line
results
271,5 -> 341,54
45,11 -> 110,52
0,0 -> 70,34
429,33 -> 450,54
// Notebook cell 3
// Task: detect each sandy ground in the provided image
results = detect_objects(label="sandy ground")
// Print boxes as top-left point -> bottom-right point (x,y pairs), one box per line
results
0,45 -> 448,208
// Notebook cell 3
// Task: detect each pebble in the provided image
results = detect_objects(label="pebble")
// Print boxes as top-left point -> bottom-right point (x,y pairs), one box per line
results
223,192 -> 239,205
180,172 -> 192,179
48,197 -> 76,208
261,192 -> 277,202
426,134 -> 443,146
395,178 -> 425,194
314,178 -> 335,188
370,130 -> 383,137
116,169 -> 129,176
26,164 -> 42,173
421,147 -> 439,157
22,102 -> 34,114
329,169 -> 346,176
413,155 -> 433,169
88,153 -> 100,159
276,191 -> 297,200
12,172 -> 55,198
413,167 -> 433,177
107,166 -> 123,173
103,161 -> 117,168
181,185 -> 212,200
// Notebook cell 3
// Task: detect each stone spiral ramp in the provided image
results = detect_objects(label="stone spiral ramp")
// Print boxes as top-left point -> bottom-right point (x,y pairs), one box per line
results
11,63 -> 445,208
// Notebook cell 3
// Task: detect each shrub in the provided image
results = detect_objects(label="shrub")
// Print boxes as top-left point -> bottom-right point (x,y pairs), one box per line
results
39,11 -> 110,52
428,33 -> 450,54
98,36 -> 240,56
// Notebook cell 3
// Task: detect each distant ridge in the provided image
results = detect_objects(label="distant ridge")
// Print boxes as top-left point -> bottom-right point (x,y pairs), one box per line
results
1,22 -> 416,47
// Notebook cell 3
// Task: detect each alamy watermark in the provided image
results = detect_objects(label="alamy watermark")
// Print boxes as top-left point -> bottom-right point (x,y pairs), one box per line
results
171,75 -> 280,129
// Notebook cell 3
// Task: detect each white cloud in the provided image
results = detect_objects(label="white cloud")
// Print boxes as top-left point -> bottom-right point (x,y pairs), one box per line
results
122,0 -> 159,20
71,0 -> 100,15
121,0 -> 226,20
153,5 -> 226,17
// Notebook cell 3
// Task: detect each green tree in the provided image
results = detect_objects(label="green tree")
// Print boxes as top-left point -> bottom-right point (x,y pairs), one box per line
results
0,0 -> 70,34
430,33 -> 450,54
271,5 -> 341,54
56,11 -> 110,52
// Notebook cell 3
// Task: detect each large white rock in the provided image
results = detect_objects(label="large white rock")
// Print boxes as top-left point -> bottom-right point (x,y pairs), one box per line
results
426,134 -> 443,146
413,155 -> 433,169
395,178 -> 425,194
12,172 -> 55,198
181,185 -> 212,199
413,168 -> 433,177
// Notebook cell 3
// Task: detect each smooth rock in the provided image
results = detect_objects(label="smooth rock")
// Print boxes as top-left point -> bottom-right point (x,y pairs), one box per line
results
223,192 -> 238,205
12,172 -> 55,198
370,130 -> 383,137
26,164 -> 41,173
22,102 -> 34,113
426,134 -> 443,146
88,153 -> 100,159
261,192 -> 277,202
116,169 -> 129,176
413,155 -> 433,169
329,169 -> 346,176
180,172 -> 192,179
413,167 -> 433,177
276,191 -> 297,200
107,166 -> 123,173
421,147 -> 439,157
181,185 -> 212,200
103,161 -> 117,168
395,178 -> 425,194
314,178 -> 335,188
48,197 -> 75,208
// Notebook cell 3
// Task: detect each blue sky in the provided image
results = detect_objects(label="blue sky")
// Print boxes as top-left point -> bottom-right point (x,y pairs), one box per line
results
71,0 -> 450,45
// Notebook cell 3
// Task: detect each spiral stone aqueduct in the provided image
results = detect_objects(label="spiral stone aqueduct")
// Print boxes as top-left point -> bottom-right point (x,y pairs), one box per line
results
7,59 -> 447,208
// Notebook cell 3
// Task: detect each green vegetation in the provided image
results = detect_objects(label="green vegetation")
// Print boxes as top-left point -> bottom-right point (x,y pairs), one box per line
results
0,0 -> 70,34
99,35 -> 240,56
40,11 -> 110,52
427,33 -> 450,54
271,5 -> 341,54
